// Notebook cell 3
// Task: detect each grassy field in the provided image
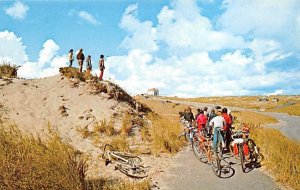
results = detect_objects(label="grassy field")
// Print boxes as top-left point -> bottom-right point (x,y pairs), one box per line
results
163,95 -> 300,116
139,97 -> 299,189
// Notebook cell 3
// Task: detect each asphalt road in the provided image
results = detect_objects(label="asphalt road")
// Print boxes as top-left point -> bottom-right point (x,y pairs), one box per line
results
261,112 -> 300,142
153,147 -> 281,190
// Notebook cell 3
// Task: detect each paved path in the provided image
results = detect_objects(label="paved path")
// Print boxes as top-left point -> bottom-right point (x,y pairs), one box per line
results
262,112 -> 300,142
154,147 -> 281,190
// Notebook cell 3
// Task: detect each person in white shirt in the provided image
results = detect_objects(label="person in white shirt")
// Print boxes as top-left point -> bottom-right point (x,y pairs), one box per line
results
209,110 -> 225,152
68,49 -> 74,67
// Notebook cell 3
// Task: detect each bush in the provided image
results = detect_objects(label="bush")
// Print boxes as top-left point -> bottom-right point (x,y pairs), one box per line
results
0,63 -> 19,78
59,67 -> 86,81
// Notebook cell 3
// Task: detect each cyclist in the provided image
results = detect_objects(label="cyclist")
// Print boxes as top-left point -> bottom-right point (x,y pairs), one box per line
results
196,109 -> 207,131
195,108 -> 201,121
183,107 -> 195,143
209,110 -> 226,152
222,107 -> 232,150
184,107 -> 194,123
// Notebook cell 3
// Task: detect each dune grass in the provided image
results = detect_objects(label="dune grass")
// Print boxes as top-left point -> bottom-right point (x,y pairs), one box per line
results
233,110 -> 278,125
0,124 -> 85,189
136,97 -> 186,154
251,127 -> 300,189
234,112 -> 299,189
0,63 -> 19,78
0,122 -> 151,190
147,113 -> 183,154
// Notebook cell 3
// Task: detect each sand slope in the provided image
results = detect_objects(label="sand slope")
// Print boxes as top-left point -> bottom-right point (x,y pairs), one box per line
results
0,75 -> 138,176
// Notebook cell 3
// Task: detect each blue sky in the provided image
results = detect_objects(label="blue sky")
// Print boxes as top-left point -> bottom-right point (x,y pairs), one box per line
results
0,0 -> 300,97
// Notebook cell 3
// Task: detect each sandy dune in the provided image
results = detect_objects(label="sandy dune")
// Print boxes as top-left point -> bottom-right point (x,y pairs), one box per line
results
0,75 -> 139,177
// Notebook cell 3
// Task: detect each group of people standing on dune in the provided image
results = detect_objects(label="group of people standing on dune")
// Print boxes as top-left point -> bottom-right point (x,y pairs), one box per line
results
68,48 -> 105,80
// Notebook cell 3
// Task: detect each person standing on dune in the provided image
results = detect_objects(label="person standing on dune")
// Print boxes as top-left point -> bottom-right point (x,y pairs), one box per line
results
76,48 -> 85,73
68,49 -> 74,67
86,55 -> 92,76
99,54 -> 105,80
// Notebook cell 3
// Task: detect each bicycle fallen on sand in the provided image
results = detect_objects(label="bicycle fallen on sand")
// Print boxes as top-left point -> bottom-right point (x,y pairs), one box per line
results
102,144 -> 149,178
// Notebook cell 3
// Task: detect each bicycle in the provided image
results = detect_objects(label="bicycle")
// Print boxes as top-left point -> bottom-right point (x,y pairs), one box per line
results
192,130 -> 221,177
178,119 -> 196,143
230,130 -> 250,172
102,144 -> 149,178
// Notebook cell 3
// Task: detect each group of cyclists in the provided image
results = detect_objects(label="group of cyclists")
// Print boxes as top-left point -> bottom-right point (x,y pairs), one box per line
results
180,106 -> 234,153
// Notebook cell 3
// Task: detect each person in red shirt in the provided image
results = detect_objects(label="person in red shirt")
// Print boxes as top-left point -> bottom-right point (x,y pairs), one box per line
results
196,109 -> 207,131
222,107 -> 232,150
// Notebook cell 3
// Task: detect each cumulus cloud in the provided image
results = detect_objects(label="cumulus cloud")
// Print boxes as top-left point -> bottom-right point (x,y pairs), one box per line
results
78,11 -> 100,25
156,0 -> 245,54
0,30 -> 28,64
18,39 -> 68,78
106,0 -> 300,97
5,1 -> 29,20
0,31 -> 67,79
218,0 -> 300,52
119,4 -> 158,52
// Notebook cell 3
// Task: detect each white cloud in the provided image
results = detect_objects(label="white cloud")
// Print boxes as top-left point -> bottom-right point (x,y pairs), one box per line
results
0,31 -> 68,79
78,11 -> 100,25
18,39 -> 68,78
5,1 -> 29,20
38,40 -> 60,66
218,0 -> 300,52
106,1 -> 300,97
156,0 -> 245,53
0,30 -> 28,65
119,4 -> 158,53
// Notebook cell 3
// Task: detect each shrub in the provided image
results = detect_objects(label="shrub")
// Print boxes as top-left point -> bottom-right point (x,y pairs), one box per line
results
0,62 -> 19,78
59,67 -> 86,82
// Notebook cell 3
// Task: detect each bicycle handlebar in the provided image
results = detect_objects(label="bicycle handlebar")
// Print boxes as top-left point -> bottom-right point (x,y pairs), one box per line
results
102,144 -> 114,159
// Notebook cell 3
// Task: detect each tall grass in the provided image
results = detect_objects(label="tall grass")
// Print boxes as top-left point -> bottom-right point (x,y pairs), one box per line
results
0,123 -> 151,189
235,112 -> 300,189
250,127 -> 300,189
0,125 -> 85,189
147,113 -> 183,155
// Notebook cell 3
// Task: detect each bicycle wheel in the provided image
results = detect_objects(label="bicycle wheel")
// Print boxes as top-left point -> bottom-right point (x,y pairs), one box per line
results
111,152 -> 143,165
192,140 -> 207,163
247,139 -> 264,163
239,144 -> 246,173
211,153 -> 221,177
116,163 -> 148,178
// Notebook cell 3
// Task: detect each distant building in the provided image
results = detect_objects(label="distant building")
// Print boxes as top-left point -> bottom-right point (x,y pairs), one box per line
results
147,88 -> 159,96
258,97 -> 269,102
272,98 -> 279,102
